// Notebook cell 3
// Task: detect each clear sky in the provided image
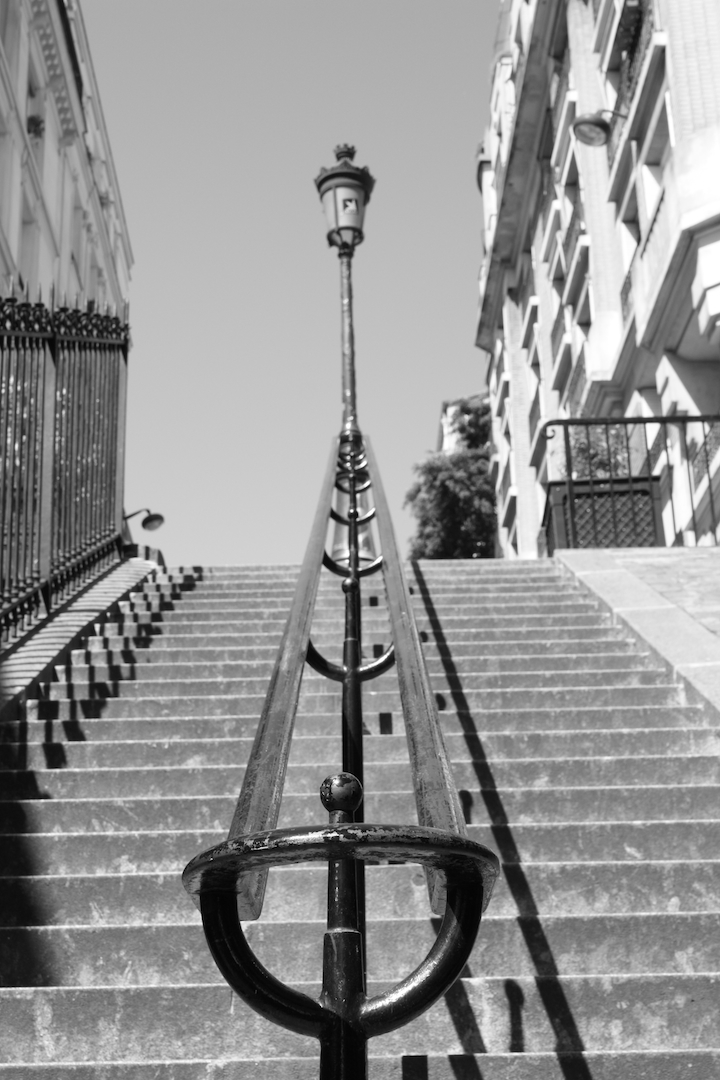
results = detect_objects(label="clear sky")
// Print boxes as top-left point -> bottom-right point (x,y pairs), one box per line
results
81,0 -> 500,567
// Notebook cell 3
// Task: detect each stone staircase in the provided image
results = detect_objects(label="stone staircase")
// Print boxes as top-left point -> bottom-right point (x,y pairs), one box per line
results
0,558 -> 718,1077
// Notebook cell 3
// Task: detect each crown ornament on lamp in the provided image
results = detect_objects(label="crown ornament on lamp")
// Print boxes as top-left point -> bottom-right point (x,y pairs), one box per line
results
314,145 -> 375,253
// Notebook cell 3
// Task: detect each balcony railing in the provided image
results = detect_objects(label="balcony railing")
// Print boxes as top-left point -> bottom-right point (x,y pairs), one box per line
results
621,261 -> 635,324
551,305 -> 567,359
529,385 -> 542,443
607,0 -> 655,164
551,50 -> 571,138
541,415 -> 720,552
539,160 -> 556,236
0,295 -> 129,642
500,454 -> 513,506
562,201 -> 585,269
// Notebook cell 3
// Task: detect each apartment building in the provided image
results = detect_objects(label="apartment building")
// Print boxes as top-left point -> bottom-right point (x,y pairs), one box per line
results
477,0 -> 720,557
0,0 -> 131,307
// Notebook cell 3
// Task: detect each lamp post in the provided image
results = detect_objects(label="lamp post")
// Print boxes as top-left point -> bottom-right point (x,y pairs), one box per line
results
315,145 -> 375,447
316,145 -> 377,566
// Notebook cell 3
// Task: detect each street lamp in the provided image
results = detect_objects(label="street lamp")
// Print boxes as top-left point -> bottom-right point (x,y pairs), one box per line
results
573,110 -> 627,147
315,145 -> 375,445
123,508 -> 165,531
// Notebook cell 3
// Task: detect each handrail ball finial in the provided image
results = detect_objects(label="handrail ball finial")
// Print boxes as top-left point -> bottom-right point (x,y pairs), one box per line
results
320,773 -> 363,822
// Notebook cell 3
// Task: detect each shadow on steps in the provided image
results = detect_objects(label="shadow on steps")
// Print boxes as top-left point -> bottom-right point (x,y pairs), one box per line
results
0,568 -> 203,986
412,561 -> 595,1080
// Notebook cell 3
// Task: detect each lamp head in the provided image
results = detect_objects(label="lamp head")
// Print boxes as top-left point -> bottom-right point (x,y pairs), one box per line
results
573,113 -> 613,147
141,512 -> 164,531
314,145 -> 375,252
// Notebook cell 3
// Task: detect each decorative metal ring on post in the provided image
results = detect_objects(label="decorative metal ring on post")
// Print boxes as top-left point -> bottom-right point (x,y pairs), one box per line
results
183,775 -> 499,1079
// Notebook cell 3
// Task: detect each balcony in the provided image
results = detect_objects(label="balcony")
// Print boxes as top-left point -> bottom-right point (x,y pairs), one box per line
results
562,203 -> 590,307
621,261 -> 634,325
551,305 -> 573,394
550,50 -> 571,141
607,0 -> 655,166
499,455 -> 517,529
541,414 -> 720,550
528,384 -> 547,469
564,346 -> 588,417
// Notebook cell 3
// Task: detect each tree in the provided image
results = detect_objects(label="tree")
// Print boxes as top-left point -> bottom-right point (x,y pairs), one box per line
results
405,397 -> 496,559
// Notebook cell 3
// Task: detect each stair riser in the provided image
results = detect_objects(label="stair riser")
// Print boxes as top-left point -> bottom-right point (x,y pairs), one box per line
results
70,649 -> 654,674
2,912 -> 717,986
52,668 -> 669,693
5,722 -> 716,760
0,1052 -> 715,1080
2,859 -> 717,927
2,742 -> 717,787
38,687 -> 684,712
24,700 -> 708,729
0,821 -> 715,876
0,784 -> 717,826
7,718 -> 716,759
0,976 -> 715,1057
83,636 -> 635,657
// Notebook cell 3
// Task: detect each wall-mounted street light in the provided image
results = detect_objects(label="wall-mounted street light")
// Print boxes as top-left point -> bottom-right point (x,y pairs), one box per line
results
572,110 -> 627,147
123,508 -> 165,531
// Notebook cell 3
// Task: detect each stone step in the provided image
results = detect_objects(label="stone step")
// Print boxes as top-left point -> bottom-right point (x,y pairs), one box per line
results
0,1051 -> 715,1080
119,597 -> 602,618
1,911 -> 716,987
1,819 -> 716,876
0,780 -> 717,828
0,975 -> 715,1058
68,647 -> 653,673
48,667 -> 670,697
5,718 -> 716,759
83,634 -> 635,657
25,698 -> 709,729
2,737 -> 717,787
1,859 -> 717,927
3,854 -> 715,926
36,684 -> 684,714
88,621 -> 621,644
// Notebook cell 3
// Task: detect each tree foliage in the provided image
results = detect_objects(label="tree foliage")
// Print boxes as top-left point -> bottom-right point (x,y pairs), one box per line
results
405,397 -> 496,559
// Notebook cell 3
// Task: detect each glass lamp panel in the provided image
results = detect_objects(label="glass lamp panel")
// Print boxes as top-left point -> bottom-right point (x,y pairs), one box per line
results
333,184 -> 366,232
321,189 -> 339,232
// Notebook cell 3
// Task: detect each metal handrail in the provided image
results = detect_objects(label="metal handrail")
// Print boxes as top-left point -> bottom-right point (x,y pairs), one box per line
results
224,440 -> 338,917
183,429 -> 499,1078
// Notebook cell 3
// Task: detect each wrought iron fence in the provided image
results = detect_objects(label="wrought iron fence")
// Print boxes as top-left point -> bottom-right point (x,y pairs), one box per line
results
541,415 -> 720,553
0,295 -> 128,641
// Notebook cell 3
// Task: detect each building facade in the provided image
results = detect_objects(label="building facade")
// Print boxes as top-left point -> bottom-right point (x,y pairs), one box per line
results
0,0 -> 131,308
477,0 -> 720,557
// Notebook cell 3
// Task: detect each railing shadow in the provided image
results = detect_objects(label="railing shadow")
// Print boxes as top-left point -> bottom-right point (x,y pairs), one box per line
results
411,561 -> 594,1080
0,567 -> 201,987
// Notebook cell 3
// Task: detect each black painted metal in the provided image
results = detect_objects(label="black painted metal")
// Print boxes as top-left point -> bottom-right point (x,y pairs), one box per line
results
0,295 -> 129,643
542,415 -> 720,551
183,163 -> 499,1076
